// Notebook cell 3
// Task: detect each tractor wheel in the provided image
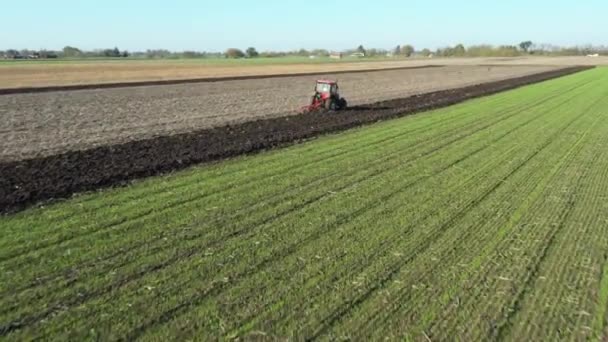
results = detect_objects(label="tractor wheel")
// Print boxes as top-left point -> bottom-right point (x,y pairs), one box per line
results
340,98 -> 348,110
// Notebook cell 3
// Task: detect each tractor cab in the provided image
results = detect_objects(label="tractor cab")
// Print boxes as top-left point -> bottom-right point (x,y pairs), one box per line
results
315,80 -> 339,99
302,80 -> 347,113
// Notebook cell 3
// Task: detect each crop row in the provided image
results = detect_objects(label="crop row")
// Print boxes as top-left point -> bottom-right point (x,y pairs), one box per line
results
1,68 -> 607,340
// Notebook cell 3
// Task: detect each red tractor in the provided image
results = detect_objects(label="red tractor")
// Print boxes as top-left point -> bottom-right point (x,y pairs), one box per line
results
301,80 -> 348,113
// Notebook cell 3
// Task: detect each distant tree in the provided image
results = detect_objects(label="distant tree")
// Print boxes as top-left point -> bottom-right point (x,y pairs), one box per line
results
63,46 -> 82,57
122,50 -> 129,58
466,44 -> 494,57
519,41 -> 533,53
453,44 -> 466,56
5,49 -> 20,58
497,45 -> 520,56
401,45 -> 415,57
393,45 -> 401,56
260,51 -> 287,58
20,49 -> 35,57
225,48 -> 245,58
367,48 -> 384,57
420,48 -> 432,57
356,45 -> 366,55
145,49 -> 172,58
205,51 -> 224,58
311,49 -> 330,57
246,47 -> 259,58
39,50 -> 58,58
102,47 -> 122,57
181,51 -> 201,58
296,48 -> 310,56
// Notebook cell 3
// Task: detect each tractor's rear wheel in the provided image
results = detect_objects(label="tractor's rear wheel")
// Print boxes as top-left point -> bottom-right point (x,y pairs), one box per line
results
340,98 -> 348,110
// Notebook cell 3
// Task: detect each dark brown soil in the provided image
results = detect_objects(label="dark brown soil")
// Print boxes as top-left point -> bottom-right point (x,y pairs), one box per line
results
0,66 -> 592,213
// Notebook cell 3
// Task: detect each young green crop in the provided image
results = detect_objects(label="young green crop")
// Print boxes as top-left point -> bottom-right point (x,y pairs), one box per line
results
1,67 -> 607,340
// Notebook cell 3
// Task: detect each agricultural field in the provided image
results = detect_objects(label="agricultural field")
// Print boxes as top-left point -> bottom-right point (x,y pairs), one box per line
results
0,57 -> 430,89
1,67 -> 607,340
0,55 -> 606,90
0,65 -> 560,162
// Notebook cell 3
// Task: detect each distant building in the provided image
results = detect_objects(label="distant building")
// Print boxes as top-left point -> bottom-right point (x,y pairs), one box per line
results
350,52 -> 365,58
330,52 -> 343,59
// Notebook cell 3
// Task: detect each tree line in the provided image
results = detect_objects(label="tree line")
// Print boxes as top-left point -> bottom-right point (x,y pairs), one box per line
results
2,42 -> 607,60
2,46 -> 130,59
165,42 -> 608,59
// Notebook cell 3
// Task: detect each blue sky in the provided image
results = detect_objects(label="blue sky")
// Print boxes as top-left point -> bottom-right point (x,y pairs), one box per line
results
1,0 -> 605,51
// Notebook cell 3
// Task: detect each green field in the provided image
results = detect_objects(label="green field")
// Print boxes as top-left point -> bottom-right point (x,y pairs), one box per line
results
1,68 -> 608,340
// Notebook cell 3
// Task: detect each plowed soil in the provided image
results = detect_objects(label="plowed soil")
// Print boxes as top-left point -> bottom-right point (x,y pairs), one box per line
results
0,65 -> 559,162
0,66 -> 591,213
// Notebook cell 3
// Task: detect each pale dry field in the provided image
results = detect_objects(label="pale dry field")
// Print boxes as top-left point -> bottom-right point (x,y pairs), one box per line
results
0,60 -> 435,89
0,65 -> 560,162
0,56 -> 606,89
